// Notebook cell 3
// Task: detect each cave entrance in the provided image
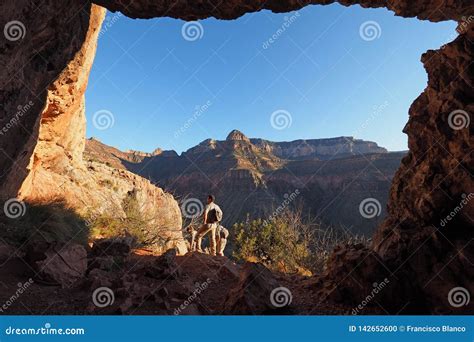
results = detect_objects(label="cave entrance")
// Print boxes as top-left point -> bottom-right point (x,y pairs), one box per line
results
0,0 -> 470,315
84,3 -> 456,240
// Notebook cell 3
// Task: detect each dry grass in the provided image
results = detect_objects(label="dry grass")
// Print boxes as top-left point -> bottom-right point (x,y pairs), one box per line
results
0,198 -> 89,247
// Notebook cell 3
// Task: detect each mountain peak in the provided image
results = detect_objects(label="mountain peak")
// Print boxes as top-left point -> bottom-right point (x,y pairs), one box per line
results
226,129 -> 249,142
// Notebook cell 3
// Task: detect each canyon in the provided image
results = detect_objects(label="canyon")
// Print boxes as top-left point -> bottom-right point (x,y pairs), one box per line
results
85,131 -> 405,235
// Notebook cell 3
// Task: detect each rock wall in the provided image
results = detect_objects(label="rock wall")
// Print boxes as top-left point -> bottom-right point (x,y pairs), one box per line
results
316,24 -> 473,314
0,1 -> 185,254
0,0 -> 93,197
17,4 -> 106,201
369,25 -> 474,313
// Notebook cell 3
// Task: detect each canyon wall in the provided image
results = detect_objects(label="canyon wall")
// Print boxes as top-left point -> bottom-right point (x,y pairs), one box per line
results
85,132 -> 402,235
251,137 -> 388,160
0,2 -> 185,253
0,0 -> 92,197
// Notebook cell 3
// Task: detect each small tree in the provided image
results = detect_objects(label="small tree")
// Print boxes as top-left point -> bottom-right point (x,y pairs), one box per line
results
89,191 -> 180,250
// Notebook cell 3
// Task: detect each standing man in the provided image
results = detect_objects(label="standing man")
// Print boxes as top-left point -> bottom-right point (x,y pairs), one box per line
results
195,195 -> 223,256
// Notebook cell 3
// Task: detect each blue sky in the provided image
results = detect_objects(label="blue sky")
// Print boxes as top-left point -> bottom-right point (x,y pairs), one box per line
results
85,4 -> 456,154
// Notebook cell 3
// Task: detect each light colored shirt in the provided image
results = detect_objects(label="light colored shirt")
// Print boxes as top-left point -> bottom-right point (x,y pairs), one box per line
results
204,202 -> 222,224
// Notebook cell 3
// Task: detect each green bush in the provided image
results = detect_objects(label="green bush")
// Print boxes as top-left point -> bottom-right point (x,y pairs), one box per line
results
232,210 -> 313,274
90,194 -> 144,244
232,209 -> 369,275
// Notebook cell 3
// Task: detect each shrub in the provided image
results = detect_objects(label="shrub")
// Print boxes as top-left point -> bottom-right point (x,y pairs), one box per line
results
232,209 -> 369,275
232,210 -> 313,274
88,191 -> 175,250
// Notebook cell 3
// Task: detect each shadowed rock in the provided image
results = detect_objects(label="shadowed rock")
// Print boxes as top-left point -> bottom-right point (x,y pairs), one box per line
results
28,243 -> 88,288
223,262 -> 294,314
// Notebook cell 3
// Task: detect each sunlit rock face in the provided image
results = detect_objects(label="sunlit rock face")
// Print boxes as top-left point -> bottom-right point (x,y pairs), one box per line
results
0,0 -> 92,197
16,4 -> 106,203
0,0 -> 472,312
0,2 -> 185,253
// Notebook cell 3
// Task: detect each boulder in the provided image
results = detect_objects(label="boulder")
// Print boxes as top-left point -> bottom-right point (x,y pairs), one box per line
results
86,268 -> 115,290
223,262 -> 293,314
88,256 -> 116,272
145,249 -> 181,280
29,243 -> 87,288
0,242 -> 20,262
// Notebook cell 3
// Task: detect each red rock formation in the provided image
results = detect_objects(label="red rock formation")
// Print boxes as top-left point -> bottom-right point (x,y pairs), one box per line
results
28,243 -> 88,288
16,4 -> 105,202
0,2 -> 185,253
371,25 -> 474,313
0,0 -> 93,197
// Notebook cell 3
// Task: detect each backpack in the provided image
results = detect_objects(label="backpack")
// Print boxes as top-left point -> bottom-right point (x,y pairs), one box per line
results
207,206 -> 223,223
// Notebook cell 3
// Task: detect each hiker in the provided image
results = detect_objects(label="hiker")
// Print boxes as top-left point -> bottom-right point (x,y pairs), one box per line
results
195,195 -> 223,256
